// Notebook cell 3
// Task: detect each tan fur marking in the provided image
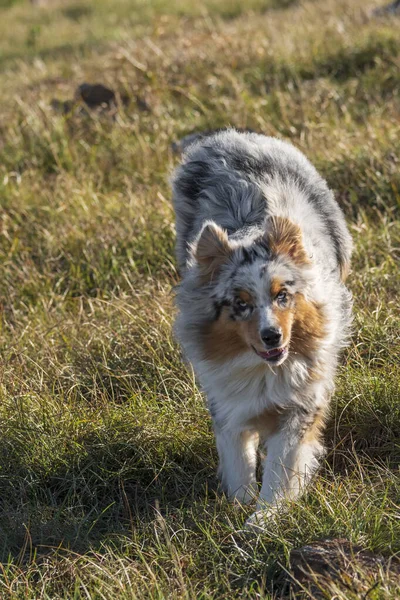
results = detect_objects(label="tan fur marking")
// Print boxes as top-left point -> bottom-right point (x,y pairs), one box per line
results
247,409 -> 280,437
201,307 -> 247,362
303,409 -> 327,445
270,278 -> 283,298
340,261 -> 350,283
266,216 -> 310,265
290,294 -> 326,360
238,290 -> 253,304
307,365 -> 326,382
273,305 -> 294,345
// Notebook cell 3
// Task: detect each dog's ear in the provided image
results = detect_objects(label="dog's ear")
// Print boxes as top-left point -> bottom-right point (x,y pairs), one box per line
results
193,221 -> 232,282
266,216 -> 310,265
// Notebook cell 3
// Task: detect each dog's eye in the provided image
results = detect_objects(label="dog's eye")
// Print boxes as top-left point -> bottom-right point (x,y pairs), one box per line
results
236,299 -> 249,311
276,291 -> 287,303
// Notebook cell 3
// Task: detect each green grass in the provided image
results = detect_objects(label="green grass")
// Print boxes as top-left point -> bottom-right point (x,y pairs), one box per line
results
0,0 -> 399,597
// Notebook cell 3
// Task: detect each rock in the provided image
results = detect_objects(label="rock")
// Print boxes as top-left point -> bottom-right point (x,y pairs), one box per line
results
289,538 -> 400,598
76,83 -> 116,108
373,0 -> 400,16
51,83 -> 124,116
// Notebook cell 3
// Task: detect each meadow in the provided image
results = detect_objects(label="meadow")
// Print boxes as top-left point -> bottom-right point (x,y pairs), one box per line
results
0,0 -> 399,597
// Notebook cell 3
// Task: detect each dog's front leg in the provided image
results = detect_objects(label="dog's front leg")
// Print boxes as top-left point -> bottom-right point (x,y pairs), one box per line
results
246,409 -> 323,529
214,427 -> 259,505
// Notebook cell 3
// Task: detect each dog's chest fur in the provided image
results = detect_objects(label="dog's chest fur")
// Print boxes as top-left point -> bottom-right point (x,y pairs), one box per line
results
197,351 -> 328,432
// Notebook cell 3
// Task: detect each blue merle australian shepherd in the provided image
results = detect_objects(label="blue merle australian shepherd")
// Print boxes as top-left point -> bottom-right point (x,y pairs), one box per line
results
171,129 -> 352,529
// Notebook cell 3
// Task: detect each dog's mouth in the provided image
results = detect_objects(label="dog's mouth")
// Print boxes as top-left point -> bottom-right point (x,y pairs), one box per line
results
253,346 -> 288,364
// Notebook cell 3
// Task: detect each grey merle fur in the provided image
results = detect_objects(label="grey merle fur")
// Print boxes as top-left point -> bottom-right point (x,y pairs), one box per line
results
171,129 -> 353,525
172,129 -> 351,277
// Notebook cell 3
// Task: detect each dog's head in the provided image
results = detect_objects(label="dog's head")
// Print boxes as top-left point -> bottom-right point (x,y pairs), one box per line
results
192,216 -> 325,366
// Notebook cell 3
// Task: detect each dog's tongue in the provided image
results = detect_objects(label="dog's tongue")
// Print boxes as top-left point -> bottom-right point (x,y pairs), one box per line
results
259,348 -> 283,359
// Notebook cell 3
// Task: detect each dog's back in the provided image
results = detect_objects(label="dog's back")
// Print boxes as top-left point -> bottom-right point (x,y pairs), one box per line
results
171,129 -> 353,527
172,129 -> 352,282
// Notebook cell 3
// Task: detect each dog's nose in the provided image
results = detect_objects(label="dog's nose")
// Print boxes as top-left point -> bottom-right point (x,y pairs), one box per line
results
261,327 -> 282,348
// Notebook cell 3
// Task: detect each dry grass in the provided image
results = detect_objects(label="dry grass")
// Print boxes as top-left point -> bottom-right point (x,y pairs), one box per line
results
0,0 -> 399,597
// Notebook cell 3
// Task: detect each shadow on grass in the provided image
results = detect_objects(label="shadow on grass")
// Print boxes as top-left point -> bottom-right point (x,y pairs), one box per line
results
318,151 -> 400,219
301,35 -> 399,82
204,0 -> 298,21
326,369 -> 400,474
0,424 -> 217,562
249,32 -> 400,92
1,369 -> 399,564
62,4 -> 93,22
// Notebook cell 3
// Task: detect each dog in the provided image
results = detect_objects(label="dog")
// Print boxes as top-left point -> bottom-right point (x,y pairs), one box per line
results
171,129 -> 352,528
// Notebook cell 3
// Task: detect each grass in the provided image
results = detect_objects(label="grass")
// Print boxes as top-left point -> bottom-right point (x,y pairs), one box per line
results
0,0 -> 399,597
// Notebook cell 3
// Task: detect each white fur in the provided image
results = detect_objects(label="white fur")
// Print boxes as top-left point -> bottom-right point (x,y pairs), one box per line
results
172,130 -> 352,528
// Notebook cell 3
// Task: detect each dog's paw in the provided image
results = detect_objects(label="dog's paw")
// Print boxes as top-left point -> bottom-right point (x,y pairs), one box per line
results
229,486 -> 257,506
244,506 -> 278,533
